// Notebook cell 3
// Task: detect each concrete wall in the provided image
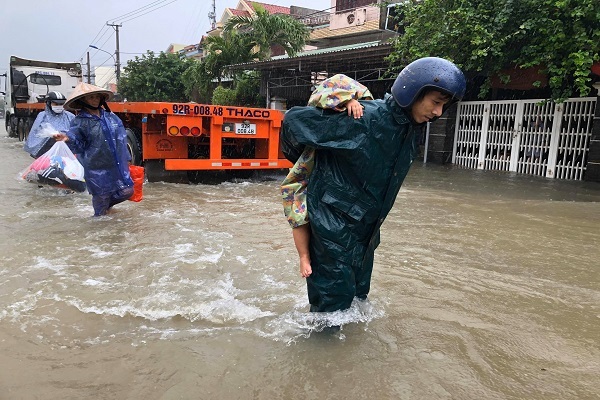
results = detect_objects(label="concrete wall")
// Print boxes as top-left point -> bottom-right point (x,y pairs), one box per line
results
585,93 -> 600,182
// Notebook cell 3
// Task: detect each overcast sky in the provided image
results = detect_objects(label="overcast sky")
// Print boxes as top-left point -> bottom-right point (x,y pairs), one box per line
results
0,0 -> 330,75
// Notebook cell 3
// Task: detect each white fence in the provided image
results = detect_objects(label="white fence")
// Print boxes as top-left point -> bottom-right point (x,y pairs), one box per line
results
452,98 -> 597,180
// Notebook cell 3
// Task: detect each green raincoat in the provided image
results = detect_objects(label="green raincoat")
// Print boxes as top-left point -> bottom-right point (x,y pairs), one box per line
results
281,94 -> 420,312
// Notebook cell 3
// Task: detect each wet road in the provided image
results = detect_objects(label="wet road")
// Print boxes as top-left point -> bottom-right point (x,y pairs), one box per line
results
0,122 -> 599,399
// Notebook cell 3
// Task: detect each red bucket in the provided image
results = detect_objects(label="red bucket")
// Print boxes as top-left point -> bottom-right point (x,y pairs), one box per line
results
128,165 -> 145,202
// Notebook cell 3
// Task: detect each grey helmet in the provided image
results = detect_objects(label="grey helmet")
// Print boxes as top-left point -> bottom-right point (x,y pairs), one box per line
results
391,57 -> 466,108
45,91 -> 67,105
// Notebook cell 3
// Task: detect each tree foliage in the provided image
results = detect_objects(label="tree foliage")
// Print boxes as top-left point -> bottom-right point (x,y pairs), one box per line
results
120,6 -> 309,106
234,71 -> 264,107
211,85 -> 237,105
119,51 -> 192,102
202,32 -> 256,82
223,5 -> 309,59
387,0 -> 600,100
181,59 -> 213,103
181,34 -> 260,105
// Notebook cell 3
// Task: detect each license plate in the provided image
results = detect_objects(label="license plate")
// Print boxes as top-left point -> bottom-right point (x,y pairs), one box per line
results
235,123 -> 256,135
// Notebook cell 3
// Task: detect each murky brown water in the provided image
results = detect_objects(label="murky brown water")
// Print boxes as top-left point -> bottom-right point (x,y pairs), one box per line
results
1,123 -> 599,400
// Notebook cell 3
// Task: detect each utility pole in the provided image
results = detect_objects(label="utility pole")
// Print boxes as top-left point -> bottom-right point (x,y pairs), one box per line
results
107,23 -> 122,84
86,52 -> 91,83
208,0 -> 216,30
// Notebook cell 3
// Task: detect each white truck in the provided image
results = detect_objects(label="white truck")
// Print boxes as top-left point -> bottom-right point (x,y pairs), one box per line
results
2,56 -> 82,140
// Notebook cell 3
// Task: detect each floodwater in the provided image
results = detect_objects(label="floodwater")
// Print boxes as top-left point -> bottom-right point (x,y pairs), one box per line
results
0,124 -> 599,400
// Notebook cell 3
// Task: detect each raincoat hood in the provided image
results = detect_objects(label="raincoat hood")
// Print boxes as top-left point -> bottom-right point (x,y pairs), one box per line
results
23,107 -> 75,158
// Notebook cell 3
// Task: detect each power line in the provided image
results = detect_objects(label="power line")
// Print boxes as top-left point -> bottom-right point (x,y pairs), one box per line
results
77,26 -> 111,62
108,0 -> 178,24
107,0 -> 171,23
78,0 -> 178,64
119,0 -> 178,24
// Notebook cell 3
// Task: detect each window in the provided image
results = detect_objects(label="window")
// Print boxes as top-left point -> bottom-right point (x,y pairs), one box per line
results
336,0 -> 372,13
30,73 -> 62,86
385,2 -> 406,33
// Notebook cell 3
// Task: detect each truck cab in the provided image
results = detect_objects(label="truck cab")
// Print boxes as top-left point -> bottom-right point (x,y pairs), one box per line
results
0,91 -> 5,119
4,56 -> 82,139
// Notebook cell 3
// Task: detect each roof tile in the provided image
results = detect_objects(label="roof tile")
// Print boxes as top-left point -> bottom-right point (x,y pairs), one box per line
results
229,8 -> 251,17
249,1 -> 290,15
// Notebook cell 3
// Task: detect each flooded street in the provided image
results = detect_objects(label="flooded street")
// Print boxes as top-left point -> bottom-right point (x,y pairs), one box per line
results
0,123 -> 599,400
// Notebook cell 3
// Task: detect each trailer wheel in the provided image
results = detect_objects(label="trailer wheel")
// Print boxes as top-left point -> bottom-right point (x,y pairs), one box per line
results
17,118 -> 26,142
8,115 -> 17,138
126,128 -> 142,166
24,117 -> 34,140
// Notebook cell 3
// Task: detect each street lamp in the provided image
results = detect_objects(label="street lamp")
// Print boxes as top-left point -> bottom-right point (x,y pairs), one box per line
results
89,45 -> 120,84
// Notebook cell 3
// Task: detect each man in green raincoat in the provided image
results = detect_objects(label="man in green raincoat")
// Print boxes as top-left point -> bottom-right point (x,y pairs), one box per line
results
281,57 -> 467,312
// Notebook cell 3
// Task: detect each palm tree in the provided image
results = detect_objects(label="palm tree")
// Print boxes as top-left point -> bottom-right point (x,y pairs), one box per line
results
203,32 -> 256,82
223,5 -> 309,60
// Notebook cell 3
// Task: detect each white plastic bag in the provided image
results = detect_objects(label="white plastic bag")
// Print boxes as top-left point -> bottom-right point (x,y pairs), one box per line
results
36,123 -> 61,138
23,122 -> 59,158
18,141 -> 86,192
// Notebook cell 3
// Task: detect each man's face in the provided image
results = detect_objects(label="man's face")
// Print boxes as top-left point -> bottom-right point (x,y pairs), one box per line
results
410,90 -> 450,124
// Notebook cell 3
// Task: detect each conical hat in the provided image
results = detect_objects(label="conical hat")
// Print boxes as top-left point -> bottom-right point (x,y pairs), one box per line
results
64,82 -> 114,111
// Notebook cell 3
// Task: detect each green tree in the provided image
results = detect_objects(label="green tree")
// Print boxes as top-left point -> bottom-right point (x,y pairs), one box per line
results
203,32 -> 256,83
119,51 -> 192,102
387,0 -> 600,100
181,59 -> 213,103
223,5 -> 309,60
181,32 -> 256,104
235,71 -> 264,107
211,85 -> 237,105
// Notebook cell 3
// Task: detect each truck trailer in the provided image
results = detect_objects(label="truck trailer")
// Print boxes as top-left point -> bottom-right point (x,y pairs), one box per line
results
4,56 -> 292,181
107,101 -> 292,181
14,99 -> 292,182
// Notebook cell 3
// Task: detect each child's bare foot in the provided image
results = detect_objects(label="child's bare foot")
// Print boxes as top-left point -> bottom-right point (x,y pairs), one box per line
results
299,257 -> 312,278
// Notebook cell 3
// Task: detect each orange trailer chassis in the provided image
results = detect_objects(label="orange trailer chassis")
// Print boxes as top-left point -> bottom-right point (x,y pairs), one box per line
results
109,101 -> 292,171
16,101 -> 293,172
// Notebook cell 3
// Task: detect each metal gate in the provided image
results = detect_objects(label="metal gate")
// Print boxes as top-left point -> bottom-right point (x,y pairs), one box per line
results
452,98 -> 596,180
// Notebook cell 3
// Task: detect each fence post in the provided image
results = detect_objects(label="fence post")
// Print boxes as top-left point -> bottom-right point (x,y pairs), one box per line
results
477,105 -> 490,169
546,103 -> 563,178
509,102 -> 524,171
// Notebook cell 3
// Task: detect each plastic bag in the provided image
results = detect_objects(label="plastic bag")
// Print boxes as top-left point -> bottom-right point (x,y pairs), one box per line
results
128,165 -> 144,202
24,122 -> 59,158
36,123 -> 61,138
19,141 -> 86,192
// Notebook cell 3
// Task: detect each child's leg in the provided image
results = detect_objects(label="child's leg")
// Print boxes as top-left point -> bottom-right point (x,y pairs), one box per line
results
281,148 -> 315,278
281,147 -> 314,227
293,223 -> 312,278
